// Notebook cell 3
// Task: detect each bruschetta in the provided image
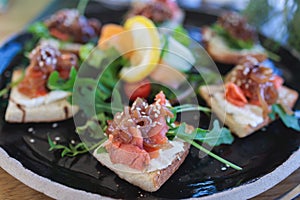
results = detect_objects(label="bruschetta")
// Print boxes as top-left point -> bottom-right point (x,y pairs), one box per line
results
30,9 -> 101,55
125,0 -> 184,27
199,56 -> 298,137
202,12 -> 267,65
93,93 -> 193,192
5,44 -> 79,123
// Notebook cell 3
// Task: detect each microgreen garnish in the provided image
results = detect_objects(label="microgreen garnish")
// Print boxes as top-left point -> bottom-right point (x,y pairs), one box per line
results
48,135 -> 107,157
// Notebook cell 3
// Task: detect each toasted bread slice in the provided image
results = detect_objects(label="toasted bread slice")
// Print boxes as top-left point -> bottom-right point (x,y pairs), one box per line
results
94,140 -> 190,192
199,85 -> 298,138
5,70 -> 79,123
93,124 -> 193,192
202,27 -> 267,65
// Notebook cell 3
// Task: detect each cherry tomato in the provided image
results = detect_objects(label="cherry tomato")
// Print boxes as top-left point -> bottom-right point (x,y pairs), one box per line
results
124,78 -> 151,101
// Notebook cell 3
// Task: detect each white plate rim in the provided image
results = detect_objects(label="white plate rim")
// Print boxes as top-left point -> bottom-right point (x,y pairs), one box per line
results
0,146 -> 299,199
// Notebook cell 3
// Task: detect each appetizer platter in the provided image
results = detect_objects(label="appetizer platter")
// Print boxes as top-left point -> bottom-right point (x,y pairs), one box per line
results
0,0 -> 299,199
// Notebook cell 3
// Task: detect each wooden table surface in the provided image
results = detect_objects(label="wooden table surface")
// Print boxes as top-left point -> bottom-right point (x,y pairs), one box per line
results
0,0 -> 299,199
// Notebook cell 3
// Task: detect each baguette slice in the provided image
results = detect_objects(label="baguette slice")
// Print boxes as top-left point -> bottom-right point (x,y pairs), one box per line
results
93,126 -> 193,192
94,141 -> 190,192
199,85 -> 298,138
202,27 -> 267,65
5,70 -> 79,123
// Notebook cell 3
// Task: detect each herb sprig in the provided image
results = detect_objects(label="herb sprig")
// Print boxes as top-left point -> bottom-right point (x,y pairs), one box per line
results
49,101 -> 241,171
48,135 -> 107,157
167,118 -> 241,170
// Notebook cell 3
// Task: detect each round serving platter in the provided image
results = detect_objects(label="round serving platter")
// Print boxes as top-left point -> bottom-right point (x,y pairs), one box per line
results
0,0 -> 299,199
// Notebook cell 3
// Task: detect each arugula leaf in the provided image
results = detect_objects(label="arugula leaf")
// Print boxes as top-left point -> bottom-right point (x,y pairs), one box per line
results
167,120 -> 239,170
73,77 -> 99,117
197,120 -> 234,146
172,25 -> 191,47
77,47 -> 122,109
211,24 -> 254,50
25,22 -> 51,54
270,104 -> 300,131
73,76 -> 123,117
167,120 -> 234,146
47,67 -> 77,92
111,90 -> 123,114
79,43 -> 95,61
76,113 -> 109,139
80,45 -> 110,67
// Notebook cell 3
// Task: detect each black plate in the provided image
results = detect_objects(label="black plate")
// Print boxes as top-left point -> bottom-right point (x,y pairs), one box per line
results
0,1 -> 300,199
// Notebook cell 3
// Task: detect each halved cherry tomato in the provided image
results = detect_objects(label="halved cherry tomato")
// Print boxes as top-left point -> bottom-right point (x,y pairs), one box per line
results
225,82 -> 248,107
124,78 -> 151,101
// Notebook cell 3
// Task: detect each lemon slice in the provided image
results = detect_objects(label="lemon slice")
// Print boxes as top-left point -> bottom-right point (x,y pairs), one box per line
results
120,16 -> 161,83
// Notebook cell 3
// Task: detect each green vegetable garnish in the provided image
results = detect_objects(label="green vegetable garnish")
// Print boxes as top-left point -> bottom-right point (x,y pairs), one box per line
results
47,67 -> 77,92
167,111 -> 240,170
77,0 -> 89,15
172,25 -> 191,47
48,135 -> 107,157
79,43 -> 95,61
211,24 -> 254,50
269,104 -> 300,131
27,22 -> 50,39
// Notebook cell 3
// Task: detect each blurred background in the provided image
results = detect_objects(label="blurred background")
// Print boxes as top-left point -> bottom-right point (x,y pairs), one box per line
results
1,0 -> 300,53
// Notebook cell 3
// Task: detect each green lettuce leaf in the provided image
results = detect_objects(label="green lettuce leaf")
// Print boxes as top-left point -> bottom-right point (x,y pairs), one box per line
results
47,67 -> 77,92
